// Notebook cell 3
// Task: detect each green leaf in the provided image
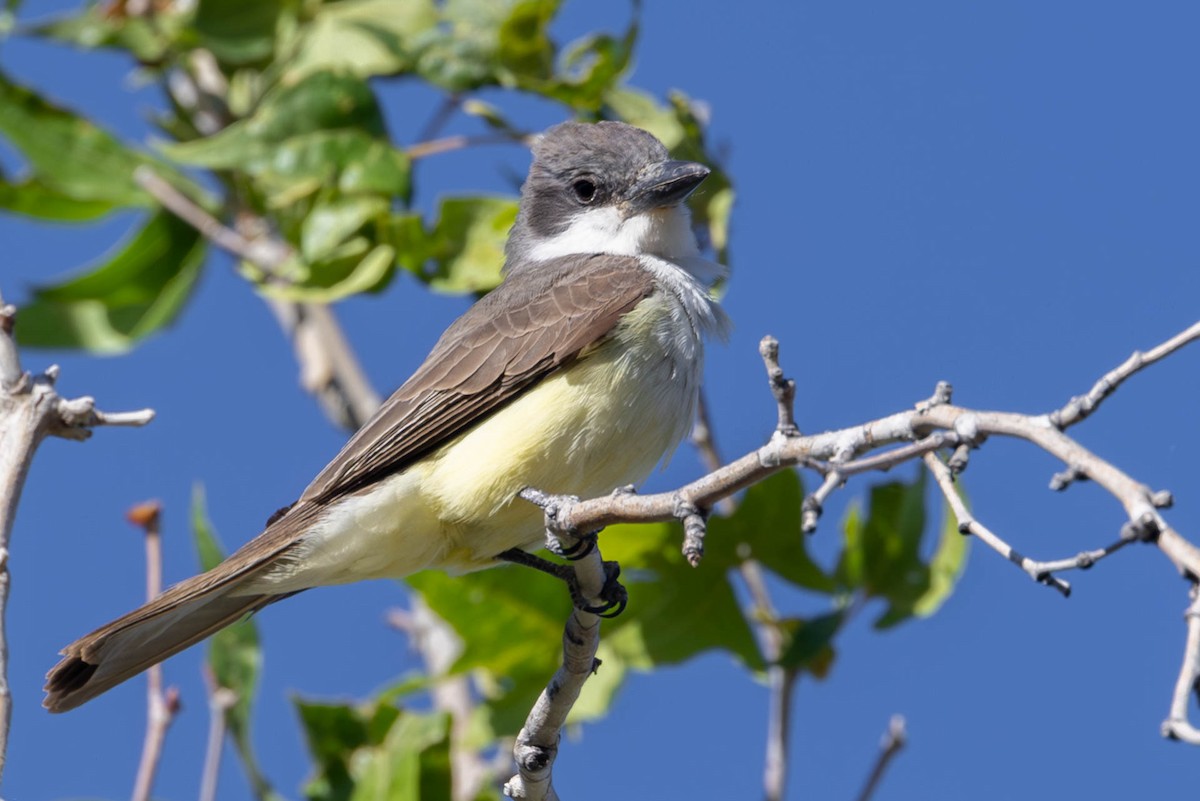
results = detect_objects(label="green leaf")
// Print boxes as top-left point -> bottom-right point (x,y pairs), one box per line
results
16,211 -> 205,353
300,196 -> 390,262
833,474 -> 957,630
194,0 -> 285,64
530,9 -> 638,112
776,611 -> 845,676
0,71 -> 157,208
706,470 -> 836,594
496,0 -> 558,80
421,197 -> 517,293
912,487 -> 971,618
382,213 -> 429,274
163,74 -> 406,210
0,178 -> 115,221
263,243 -> 396,303
164,71 -> 387,170
601,521 -> 764,671
192,485 -> 282,801
350,712 -> 451,801
286,0 -> 439,80
604,87 -> 686,150
296,696 -> 451,801
30,7 -> 176,62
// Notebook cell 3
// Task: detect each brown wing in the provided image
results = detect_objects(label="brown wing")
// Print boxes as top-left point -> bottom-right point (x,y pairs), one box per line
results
299,253 -> 654,503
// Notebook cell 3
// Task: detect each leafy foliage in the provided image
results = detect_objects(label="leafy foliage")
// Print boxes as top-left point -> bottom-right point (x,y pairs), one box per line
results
6,0 -> 732,349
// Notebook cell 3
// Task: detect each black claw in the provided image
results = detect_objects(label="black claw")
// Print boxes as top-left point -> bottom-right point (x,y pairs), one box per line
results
548,532 -> 598,561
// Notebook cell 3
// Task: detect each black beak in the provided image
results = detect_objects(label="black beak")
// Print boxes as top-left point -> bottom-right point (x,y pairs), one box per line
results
629,160 -> 710,212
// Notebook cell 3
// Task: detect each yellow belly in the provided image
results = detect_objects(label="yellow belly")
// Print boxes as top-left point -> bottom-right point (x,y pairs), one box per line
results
262,293 -> 702,589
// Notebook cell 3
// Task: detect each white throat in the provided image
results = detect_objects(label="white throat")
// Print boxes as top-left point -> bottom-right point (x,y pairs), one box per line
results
526,203 -> 730,340
530,205 -> 697,262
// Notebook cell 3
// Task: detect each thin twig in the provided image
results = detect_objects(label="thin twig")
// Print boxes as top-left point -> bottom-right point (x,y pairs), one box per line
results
407,132 -> 528,160
1052,321 -> 1200,429
759,335 -> 799,437
1162,586 -> 1200,744
925,453 -> 1084,596
134,168 -> 289,270
199,671 -> 237,801
691,390 -> 735,516
854,715 -> 907,801
129,500 -> 181,801
415,94 -> 462,143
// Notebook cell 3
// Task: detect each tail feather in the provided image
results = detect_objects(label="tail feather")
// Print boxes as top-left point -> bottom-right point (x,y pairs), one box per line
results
45,501 -> 323,712
44,586 -> 278,713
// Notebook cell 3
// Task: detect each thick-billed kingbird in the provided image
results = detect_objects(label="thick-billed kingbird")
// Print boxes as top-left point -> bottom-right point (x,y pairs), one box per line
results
45,120 -> 728,712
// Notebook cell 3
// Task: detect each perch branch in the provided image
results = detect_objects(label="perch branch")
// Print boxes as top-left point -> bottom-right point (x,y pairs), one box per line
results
503,509 -> 610,801
508,323 -> 1200,774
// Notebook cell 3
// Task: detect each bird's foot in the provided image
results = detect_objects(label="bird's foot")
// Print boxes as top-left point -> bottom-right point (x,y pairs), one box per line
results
496,548 -> 627,617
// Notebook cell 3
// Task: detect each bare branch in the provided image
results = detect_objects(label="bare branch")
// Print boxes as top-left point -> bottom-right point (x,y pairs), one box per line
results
504,537 -> 608,800
129,500 -> 181,801
407,132 -> 529,160
927,448 -> 1136,595
135,168 -> 289,270
514,321 -> 1200,757
1052,320 -> 1200,429
1162,586 -> 1200,745
854,715 -> 907,801
693,390 -> 798,801
758,335 -> 799,437
199,679 -> 238,801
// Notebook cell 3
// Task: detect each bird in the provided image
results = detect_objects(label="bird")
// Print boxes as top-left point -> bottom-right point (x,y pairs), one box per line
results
44,120 -> 729,712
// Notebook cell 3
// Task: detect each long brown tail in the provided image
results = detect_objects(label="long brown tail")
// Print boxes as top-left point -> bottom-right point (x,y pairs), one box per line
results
43,500 -> 325,712
43,576 -> 279,712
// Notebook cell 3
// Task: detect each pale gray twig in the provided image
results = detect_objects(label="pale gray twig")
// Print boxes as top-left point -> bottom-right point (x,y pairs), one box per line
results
199,675 -> 237,801
1162,586 -> 1200,745
759,335 -> 799,437
129,501 -> 181,801
1052,321 -> 1200,429
854,715 -> 907,801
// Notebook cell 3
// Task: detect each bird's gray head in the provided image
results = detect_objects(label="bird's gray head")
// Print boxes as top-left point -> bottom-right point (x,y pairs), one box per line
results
505,121 -> 710,267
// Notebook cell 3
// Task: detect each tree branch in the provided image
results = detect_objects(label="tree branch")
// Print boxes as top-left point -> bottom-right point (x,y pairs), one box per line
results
503,518 -> 610,801
504,322 -> 1200,788
0,293 -> 155,783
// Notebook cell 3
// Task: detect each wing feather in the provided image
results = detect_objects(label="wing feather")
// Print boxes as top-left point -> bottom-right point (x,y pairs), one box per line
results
299,254 -> 654,503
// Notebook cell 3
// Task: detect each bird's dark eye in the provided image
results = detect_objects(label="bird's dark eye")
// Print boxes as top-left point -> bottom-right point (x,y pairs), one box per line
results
571,178 -> 597,204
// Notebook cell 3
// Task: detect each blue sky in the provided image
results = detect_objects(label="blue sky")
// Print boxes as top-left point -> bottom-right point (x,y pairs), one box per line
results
4,1 -> 1200,799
